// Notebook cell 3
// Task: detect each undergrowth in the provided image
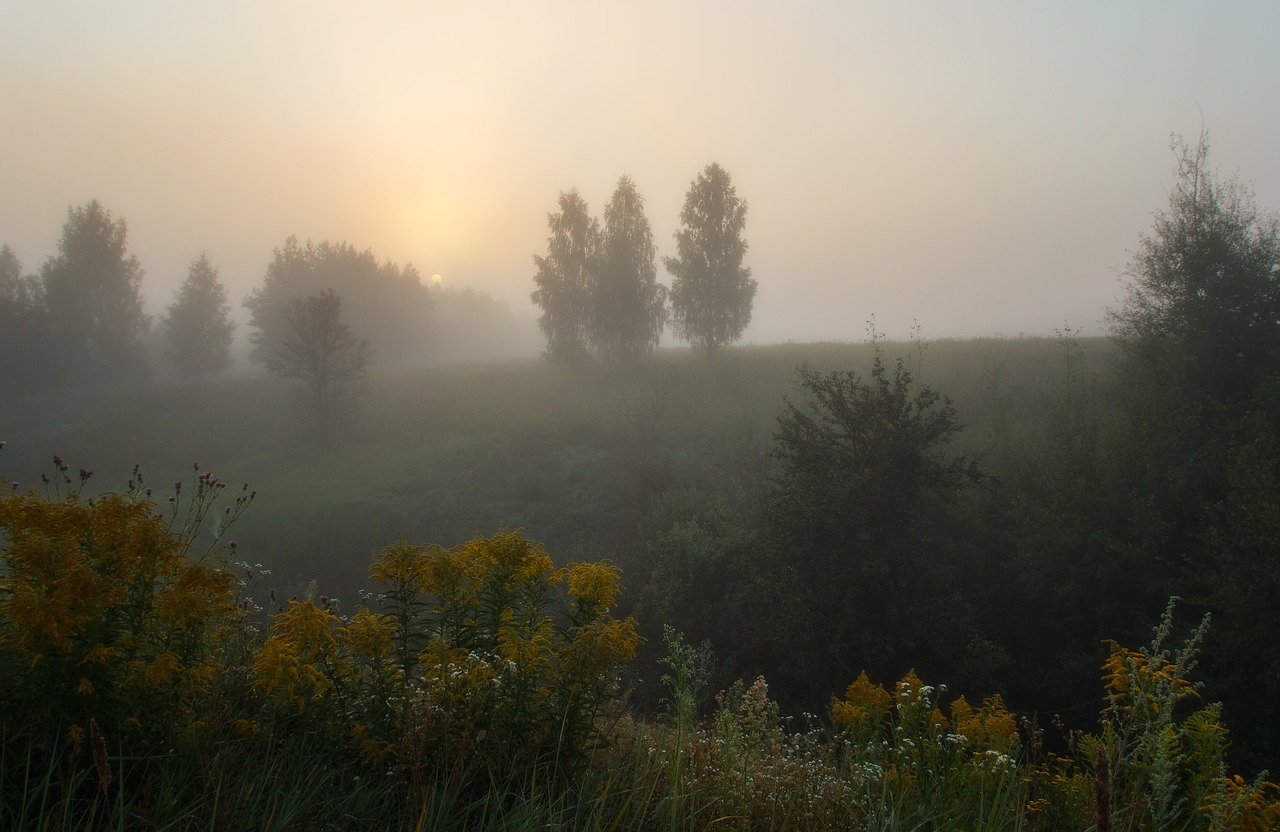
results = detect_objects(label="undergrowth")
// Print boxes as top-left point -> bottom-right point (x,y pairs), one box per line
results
1,454 -> 1276,830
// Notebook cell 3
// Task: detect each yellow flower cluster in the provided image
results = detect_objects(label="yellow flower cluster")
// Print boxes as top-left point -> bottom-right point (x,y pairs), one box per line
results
1102,639 -> 1196,715
948,694 -> 1017,753
563,560 -> 623,611
364,528 -> 640,769
831,671 -> 891,733
0,488 -> 238,730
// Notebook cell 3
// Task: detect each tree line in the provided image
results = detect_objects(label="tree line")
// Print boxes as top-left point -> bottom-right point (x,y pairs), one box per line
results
0,210 -> 514,436
2,164 -> 755,432
634,134 -> 1280,769
531,163 -> 757,364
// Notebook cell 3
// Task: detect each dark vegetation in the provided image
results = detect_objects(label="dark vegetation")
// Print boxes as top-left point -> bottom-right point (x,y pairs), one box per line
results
3,137 -> 1280,827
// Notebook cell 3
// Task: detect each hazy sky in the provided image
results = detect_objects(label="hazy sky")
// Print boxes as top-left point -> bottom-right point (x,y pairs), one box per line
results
3,1 -> 1278,343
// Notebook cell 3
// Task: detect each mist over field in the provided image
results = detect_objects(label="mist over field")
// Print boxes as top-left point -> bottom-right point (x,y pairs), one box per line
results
4,3 -> 1280,827
3,1 -> 1277,347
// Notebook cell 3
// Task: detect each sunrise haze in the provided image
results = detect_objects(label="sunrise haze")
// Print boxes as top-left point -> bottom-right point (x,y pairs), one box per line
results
3,0 -> 1278,344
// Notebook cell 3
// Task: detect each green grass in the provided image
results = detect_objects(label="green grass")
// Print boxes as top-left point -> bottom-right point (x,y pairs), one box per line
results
0,337 -> 1109,602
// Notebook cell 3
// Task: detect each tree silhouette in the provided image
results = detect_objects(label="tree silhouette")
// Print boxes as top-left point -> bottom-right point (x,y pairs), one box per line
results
591,176 -> 666,363
531,190 -> 599,366
41,200 -> 149,379
0,245 -> 55,390
265,290 -> 372,439
163,253 -> 235,379
245,236 -> 429,372
665,163 -> 756,357
1109,134 -> 1280,423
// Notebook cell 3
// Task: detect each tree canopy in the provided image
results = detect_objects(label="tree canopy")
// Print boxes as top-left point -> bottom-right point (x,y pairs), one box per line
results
531,190 -> 599,366
163,253 -> 235,379
264,289 -> 372,439
1109,134 -> 1280,422
245,237 -> 430,372
0,245 -> 54,390
665,163 -> 756,357
591,176 -> 667,363
40,200 -> 150,379
766,355 -> 985,695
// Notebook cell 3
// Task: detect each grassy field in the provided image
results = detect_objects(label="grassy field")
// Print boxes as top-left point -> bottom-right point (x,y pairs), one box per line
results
0,336 -> 1106,601
8,336 -> 1280,830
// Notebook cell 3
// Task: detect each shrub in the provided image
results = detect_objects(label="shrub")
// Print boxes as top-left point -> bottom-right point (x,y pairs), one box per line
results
364,528 -> 641,785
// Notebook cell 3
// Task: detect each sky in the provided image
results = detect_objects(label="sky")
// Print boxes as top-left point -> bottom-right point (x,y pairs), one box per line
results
3,0 -> 1278,344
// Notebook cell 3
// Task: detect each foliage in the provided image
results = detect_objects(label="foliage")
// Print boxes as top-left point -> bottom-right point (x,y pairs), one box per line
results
39,200 -> 150,380
244,235 -> 431,372
1022,601 -> 1280,832
592,175 -> 667,363
665,163 -> 757,357
1109,133 -> 1280,424
3,452 -> 1280,828
1098,134 -> 1280,771
0,244 -> 56,392
263,289 -> 373,439
0,457 -> 252,819
532,189 -> 599,366
766,351 -> 987,697
363,528 -> 641,782
162,253 -> 236,379
0,458 -> 645,828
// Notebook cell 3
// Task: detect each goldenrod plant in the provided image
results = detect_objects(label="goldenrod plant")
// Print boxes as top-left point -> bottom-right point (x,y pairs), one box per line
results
3,452 -> 1278,829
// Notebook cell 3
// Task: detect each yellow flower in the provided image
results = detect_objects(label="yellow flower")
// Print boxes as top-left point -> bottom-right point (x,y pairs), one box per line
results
76,677 -> 94,695
369,537 -> 423,586
66,723 -> 85,746
565,561 -> 622,610
833,671 -> 892,732
80,643 -> 117,666
142,652 -> 182,688
233,719 -> 261,738
342,607 -> 395,659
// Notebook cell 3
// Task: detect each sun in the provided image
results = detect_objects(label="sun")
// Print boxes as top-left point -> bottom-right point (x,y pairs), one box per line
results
431,274 -> 443,285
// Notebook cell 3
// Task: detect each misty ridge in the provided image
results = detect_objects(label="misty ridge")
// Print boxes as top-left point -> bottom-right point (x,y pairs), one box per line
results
4,134 -> 1280,829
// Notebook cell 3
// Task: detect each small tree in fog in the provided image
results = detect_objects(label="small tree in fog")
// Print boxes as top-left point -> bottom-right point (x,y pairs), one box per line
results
665,163 -> 756,358
41,200 -> 150,379
245,236 -> 430,372
591,176 -> 667,363
1109,133 -> 1280,423
531,189 -> 599,366
163,253 -> 235,378
266,290 -> 372,439
0,244 -> 55,390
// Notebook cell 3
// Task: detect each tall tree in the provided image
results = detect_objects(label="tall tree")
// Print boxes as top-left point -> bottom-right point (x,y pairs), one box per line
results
531,190 -> 599,366
0,245 -> 55,390
592,176 -> 666,363
40,200 -> 150,378
1109,134 -> 1280,423
163,253 -> 235,379
1105,133 -> 1280,768
264,289 -> 372,439
664,163 -> 756,357
245,237 -> 430,372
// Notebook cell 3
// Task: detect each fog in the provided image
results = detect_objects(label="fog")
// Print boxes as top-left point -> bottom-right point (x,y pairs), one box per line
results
3,1 -> 1278,348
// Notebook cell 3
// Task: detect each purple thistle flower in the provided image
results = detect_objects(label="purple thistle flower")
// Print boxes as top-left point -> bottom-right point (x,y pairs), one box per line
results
229,540 -> 238,550
53,454 -> 62,467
